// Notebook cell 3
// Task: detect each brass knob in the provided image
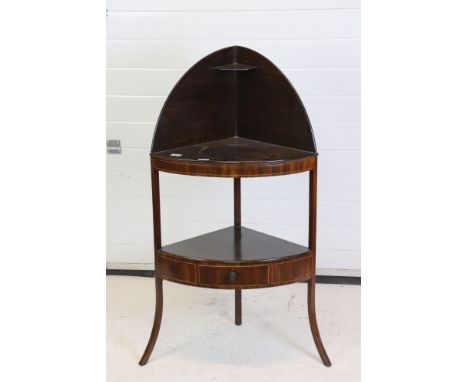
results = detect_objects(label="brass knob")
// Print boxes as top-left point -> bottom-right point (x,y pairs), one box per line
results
228,271 -> 238,283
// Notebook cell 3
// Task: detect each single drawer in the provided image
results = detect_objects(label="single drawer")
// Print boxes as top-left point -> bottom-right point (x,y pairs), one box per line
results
198,264 -> 269,288
157,254 -> 196,284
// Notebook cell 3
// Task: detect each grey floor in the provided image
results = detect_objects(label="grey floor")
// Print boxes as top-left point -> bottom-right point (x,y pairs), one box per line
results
107,276 -> 360,382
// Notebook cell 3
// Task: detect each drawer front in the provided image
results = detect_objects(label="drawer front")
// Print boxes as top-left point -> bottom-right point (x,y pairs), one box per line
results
198,264 -> 269,288
157,255 -> 196,284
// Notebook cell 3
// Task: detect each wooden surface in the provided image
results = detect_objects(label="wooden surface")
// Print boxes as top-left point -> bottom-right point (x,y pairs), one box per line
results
234,178 -> 241,227
152,154 -> 316,177
159,226 -> 309,263
156,252 -> 313,289
211,63 -> 256,71
140,46 -> 331,367
198,263 -> 269,288
151,46 -> 316,154
308,279 -> 332,366
235,289 -> 242,325
152,136 -> 316,177
139,277 -> 163,366
150,46 -> 317,178
151,47 -> 236,152
234,178 -> 242,324
236,47 -> 316,152
107,6 -> 361,272
153,137 -> 314,163
151,170 -> 161,250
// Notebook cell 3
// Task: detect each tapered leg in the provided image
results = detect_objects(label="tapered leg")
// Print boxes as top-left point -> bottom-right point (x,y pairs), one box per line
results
139,277 -> 164,366
235,289 -> 242,325
307,279 -> 331,367
140,168 -> 163,366
307,167 -> 331,366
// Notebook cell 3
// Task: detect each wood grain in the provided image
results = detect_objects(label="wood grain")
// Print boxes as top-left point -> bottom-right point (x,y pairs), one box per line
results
151,46 -> 317,157
140,46 -> 331,367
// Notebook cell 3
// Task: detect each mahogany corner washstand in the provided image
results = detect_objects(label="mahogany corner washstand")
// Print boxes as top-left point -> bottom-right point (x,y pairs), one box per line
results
139,46 -> 331,367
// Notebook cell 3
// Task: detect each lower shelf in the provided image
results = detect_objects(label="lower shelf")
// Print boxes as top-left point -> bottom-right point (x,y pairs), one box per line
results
157,226 -> 314,289
160,226 -> 309,263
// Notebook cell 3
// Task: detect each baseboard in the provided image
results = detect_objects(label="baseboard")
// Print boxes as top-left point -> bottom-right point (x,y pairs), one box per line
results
106,262 -> 361,277
107,269 -> 155,278
106,269 -> 361,285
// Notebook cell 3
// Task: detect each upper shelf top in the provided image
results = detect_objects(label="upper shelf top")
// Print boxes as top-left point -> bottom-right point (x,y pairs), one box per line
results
150,46 -> 317,176
152,136 -> 315,163
151,136 -> 317,177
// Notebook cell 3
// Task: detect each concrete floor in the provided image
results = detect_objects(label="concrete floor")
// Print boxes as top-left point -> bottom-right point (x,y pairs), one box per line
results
107,276 -> 360,382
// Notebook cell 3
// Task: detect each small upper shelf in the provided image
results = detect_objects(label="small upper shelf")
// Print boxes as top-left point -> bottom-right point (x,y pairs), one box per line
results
211,63 -> 256,71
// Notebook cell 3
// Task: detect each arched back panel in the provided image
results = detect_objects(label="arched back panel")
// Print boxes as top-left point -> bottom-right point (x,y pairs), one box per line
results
235,47 -> 316,152
151,46 -> 316,153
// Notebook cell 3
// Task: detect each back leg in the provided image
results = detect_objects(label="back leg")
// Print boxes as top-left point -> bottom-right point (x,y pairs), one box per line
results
235,289 -> 242,325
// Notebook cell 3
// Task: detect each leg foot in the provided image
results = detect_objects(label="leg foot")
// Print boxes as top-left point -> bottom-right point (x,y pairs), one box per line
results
235,289 -> 242,325
307,279 -> 331,367
139,277 -> 163,366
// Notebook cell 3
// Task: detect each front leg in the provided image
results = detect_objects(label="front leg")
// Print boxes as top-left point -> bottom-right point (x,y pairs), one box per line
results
139,277 -> 164,366
307,279 -> 331,366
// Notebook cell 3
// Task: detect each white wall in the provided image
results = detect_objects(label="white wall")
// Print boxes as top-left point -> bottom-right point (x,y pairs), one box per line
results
106,0 -> 361,275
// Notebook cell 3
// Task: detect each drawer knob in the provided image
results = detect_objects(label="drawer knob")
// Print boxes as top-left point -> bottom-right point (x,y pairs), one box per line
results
227,271 -> 238,283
